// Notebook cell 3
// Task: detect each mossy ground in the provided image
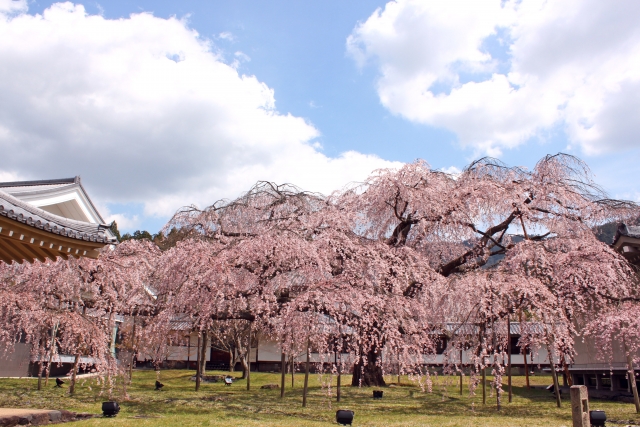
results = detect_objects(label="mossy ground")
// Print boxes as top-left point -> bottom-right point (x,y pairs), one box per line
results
0,370 -> 638,426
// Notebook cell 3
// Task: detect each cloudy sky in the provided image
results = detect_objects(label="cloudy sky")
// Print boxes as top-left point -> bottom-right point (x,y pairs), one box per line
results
1,0 -> 639,233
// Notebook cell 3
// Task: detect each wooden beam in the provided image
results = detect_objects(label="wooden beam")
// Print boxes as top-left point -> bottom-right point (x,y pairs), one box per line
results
22,241 -> 46,263
0,243 -> 16,264
2,238 -> 35,263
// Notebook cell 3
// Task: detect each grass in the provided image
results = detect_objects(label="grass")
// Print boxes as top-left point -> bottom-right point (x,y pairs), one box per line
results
0,370 -> 638,426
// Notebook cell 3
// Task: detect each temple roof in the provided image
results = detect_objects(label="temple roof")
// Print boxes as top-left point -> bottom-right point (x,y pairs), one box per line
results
0,176 -> 106,224
612,223 -> 640,266
0,177 -> 116,264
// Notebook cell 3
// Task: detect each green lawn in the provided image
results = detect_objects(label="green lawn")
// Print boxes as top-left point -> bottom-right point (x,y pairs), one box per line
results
0,370 -> 638,426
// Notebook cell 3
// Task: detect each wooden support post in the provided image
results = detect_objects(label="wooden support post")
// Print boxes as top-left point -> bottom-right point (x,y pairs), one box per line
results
624,341 -> 640,413
291,354 -> 295,388
280,351 -> 286,398
459,349 -> 463,396
69,353 -> 80,396
195,332 -> 201,392
482,365 -> 486,405
519,310 -> 530,389
507,316 -> 512,403
302,338 -> 310,407
336,350 -> 342,403
246,322 -> 252,391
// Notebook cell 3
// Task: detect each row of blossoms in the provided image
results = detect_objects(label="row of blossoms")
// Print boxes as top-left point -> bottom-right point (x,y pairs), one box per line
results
0,154 -> 638,404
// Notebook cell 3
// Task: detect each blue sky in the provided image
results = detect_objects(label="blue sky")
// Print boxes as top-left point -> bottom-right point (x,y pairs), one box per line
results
1,0 -> 639,233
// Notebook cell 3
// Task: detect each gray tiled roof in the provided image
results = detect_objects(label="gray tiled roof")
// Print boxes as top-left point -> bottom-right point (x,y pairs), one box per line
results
0,176 -> 107,224
613,223 -> 640,245
0,189 -> 116,244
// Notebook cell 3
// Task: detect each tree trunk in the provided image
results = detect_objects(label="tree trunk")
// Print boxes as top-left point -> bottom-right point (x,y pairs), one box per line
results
246,322 -> 252,391
37,360 -> 44,391
69,353 -> 80,395
547,342 -> 562,408
195,333 -> 201,392
290,354 -> 294,388
351,347 -> 386,387
229,349 -> 235,372
280,351 -> 286,398
302,338 -> 310,407
199,332 -> 208,377
44,321 -> 59,387
624,341 -> 640,413
482,365 -> 486,405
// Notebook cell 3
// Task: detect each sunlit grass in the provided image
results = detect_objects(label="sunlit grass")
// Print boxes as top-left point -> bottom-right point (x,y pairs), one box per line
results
0,370 -> 638,426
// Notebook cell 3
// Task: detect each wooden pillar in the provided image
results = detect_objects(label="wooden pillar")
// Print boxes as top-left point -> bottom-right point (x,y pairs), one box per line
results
195,332 -> 201,392
507,317 -> 512,403
246,322 -> 252,391
482,365 -> 486,405
290,354 -> 295,388
625,342 -> 640,413
336,350 -> 342,403
459,349 -> 463,396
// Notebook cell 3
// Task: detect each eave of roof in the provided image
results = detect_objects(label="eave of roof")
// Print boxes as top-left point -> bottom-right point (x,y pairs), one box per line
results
612,223 -> 640,246
0,176 -> 107,224
0,190 -> 117,263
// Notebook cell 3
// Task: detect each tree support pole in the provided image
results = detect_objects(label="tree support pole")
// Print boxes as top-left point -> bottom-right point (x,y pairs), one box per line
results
624,341 -> 640,413
459,349 -> 463,396
280,351 -> 286,398
336,350 -> 342,403
291,354 -> 295,388
246,322 -> 252,391
69,353 -> 80,396
482,364 -> 486,405
302,337 -> 310,407
195,332 -> 201,392
507,316 -> 512,403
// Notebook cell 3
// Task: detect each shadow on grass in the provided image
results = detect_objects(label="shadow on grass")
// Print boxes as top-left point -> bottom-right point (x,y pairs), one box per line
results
0,370 -> 638,426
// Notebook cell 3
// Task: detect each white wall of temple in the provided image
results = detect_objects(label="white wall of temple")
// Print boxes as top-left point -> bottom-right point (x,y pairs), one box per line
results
571,335 -> 640,370
160,333 -> 559,367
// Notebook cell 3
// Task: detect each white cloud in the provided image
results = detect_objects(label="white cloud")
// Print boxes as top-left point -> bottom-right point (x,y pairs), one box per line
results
0,3 -> 400,221
348,0 -> 640,156
0,0 -> 26,14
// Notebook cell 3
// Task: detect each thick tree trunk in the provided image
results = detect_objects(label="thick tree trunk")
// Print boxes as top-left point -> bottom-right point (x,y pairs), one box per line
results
44,322 -> 59,387
199,332 -> 208,377
351,347 -> 386,387
229,349 -> 235,372
547,342 -> 562,408
69,353 -> 80,395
